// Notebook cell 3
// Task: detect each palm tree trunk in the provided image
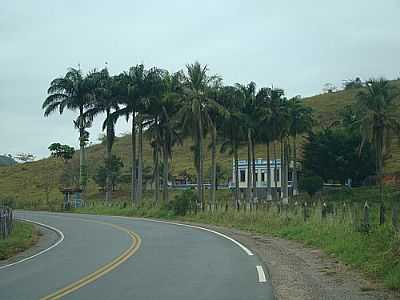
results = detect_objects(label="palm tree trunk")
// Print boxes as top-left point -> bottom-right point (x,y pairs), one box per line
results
136,120 -> 143,203
211,124 -> 217,209
79,106 -> 86,191
273,141 -> 278,200
234,146 -> 240,210
105,110 -> 112,202
131,113 -> 136,205
377,129 -> 385,225
154,143 -> 160,203
199,117 -> 204,211
282,138 -> 289,205
266,141 -> 272,201
292,134 -> 298,196
162,144 -> 169,202
252,135 -> 257,204
247,129 -> 252,208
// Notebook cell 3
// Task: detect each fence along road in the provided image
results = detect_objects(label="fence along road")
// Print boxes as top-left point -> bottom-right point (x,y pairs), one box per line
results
0,211 -> 274,300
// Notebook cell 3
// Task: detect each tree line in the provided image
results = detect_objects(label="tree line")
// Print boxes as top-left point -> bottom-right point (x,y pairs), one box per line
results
42,63 -> 400,219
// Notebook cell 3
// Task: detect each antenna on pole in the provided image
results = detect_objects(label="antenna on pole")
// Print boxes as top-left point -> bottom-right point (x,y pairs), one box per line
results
105,61 -> 108,70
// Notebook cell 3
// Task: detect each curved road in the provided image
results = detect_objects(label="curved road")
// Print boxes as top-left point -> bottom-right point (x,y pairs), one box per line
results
0,211 -> 274,299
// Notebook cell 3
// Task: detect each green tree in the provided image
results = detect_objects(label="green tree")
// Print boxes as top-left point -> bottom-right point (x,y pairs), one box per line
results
219,86 -> 245,210
177,62 -> 220,210
299,175 -> 323,198
288,96 -> 313,196
111,65 -> 148,204
236,82 -> 257,206
356,79 -> 400,224
93,155 -> 124,192
42,68 -> 95,190
149,71 -> 182,203
48,143 -> 75,162
302,128 -> 375,185
85,68 -> 120,201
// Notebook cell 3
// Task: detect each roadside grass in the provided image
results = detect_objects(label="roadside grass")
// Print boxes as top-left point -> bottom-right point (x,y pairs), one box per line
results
74,186 -> 400,290
0,221 -> 39,260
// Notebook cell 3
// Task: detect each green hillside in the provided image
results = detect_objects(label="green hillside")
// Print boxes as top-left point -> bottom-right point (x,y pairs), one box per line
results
1,82 -> 400,207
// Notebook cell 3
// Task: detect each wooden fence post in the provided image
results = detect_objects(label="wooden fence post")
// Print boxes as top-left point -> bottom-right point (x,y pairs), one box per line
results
363,201 -> 370,233
303,202 -> 308,222
392,201 -> 399,231
322,202 -> 327,220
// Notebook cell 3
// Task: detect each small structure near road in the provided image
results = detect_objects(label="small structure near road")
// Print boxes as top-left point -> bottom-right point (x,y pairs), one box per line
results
0,207 -> 13,239
60,188 -> 83,209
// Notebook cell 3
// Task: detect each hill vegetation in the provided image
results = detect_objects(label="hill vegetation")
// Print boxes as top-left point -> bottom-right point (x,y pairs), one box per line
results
0,82 -> 394,206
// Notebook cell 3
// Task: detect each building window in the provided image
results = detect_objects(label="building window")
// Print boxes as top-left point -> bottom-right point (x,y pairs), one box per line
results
240,170 -> 246,182
274,169 -> 280,181
288,170 -> 293,182
261,172 -> 265,182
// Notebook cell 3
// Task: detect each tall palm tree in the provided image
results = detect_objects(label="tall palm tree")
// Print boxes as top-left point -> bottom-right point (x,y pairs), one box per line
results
84,69 -> 120,201
256,88 -> 273,200
147,70 -> 182,203
268,88 -> 286,200
111,65 -> 147,205
356,78 -> 400,224
207,80 -> 225,209
42,67 -> 95,190
219,86 -> 245,210
178,62 -> 220,210
288,96 -> 313,196
236,82 -> 257,207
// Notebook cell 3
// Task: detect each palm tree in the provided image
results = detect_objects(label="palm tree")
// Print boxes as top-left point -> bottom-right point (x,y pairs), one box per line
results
147,70 -> 182,203
42,67 -> 95,190
219,86 -> 245,210
236,82 -> 257,208
84,69 -> 120,201
256,88 -> 273,200
268,88 -> 286,200
111,65 -> 147,205
178,62 -> 220,210
288,96 -> 313,196
356,79 -> 400,224
207,80 -> 226,209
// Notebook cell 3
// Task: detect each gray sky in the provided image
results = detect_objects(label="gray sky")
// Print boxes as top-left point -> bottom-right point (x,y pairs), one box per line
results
1,0 -> 400,159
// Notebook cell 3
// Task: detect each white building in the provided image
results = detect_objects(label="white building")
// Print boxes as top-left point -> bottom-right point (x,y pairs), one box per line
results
230,159 -> 294,197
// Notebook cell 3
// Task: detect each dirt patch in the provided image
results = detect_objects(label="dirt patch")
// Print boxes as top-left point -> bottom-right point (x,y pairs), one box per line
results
183,221 -> 400,300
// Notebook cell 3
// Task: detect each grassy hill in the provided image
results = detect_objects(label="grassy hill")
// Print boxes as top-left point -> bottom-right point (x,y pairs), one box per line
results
1,81 -> 400,207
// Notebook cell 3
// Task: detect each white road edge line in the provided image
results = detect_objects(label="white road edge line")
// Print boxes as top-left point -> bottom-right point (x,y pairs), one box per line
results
0,218 -> 65,270
256,265 -> 267,283
112,216 -> 254,256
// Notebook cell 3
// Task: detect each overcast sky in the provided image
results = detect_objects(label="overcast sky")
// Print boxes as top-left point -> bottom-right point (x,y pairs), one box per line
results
1,0 -> 400,159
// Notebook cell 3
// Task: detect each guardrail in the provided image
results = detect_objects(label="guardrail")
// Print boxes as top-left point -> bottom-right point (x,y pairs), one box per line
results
0,207 -> 14,239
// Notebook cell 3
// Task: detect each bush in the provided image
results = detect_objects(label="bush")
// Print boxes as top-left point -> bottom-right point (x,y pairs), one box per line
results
299,176 -> 323,198
169,190 -> 196,216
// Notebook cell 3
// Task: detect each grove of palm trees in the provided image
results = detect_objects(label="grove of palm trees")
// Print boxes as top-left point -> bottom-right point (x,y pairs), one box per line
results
42,62 -> 317,208
39,63 -> 400,289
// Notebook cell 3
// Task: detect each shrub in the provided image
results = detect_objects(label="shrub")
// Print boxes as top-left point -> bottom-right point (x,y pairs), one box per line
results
169,189 -> 196,216
299,176 -> 323,198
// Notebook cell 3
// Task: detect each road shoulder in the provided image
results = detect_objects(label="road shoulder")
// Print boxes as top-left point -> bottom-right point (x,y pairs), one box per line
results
175,221 -> 400,300
0,221 -> 58,267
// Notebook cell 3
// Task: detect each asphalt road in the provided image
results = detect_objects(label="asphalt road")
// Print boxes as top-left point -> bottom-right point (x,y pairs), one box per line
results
0,211 -> 274,300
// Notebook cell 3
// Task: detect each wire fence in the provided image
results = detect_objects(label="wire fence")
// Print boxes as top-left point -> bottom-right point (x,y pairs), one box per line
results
0,207 -> 14,239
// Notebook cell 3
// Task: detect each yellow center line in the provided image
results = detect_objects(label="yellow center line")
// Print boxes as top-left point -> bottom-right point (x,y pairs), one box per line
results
40,219 -> 142,300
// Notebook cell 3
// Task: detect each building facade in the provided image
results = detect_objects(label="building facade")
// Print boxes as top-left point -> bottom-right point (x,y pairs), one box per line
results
230,159 -> 294,197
